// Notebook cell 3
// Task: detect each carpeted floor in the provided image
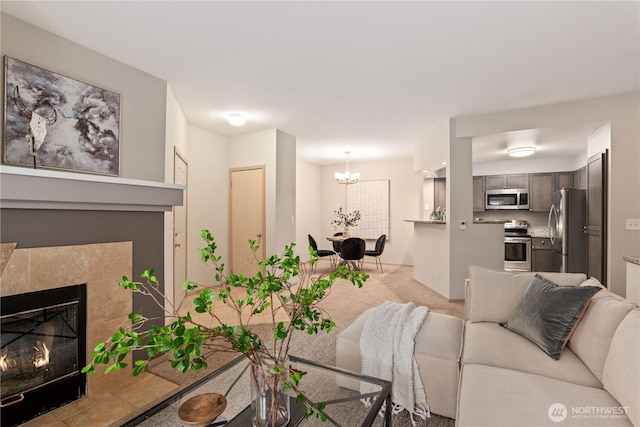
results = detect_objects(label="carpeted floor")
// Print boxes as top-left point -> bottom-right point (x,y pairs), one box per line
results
130,264 -> 462,426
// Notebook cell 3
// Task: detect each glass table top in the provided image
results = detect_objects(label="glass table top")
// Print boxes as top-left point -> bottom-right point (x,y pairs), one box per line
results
127,354 -> 391,427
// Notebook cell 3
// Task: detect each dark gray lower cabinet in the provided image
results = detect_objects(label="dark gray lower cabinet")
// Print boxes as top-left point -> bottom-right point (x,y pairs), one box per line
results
532,237 -> 554,272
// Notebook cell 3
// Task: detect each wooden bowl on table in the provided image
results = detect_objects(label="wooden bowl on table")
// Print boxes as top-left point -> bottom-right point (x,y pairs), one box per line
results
178,392 -> 227,426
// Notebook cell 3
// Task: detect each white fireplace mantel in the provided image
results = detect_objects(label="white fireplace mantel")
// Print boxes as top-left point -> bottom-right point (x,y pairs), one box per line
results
0,165 -> 185,211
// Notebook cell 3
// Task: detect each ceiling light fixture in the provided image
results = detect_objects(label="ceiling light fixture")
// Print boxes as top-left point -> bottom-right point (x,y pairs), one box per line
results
507,146 -> 536,158
335,151 -> 360,185
227,113 -> 246,126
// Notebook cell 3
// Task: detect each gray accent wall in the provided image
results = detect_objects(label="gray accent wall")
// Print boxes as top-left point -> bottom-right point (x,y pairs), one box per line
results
1,209 -> 166,335
0,13 -> 167,181
1,12 -> 171,343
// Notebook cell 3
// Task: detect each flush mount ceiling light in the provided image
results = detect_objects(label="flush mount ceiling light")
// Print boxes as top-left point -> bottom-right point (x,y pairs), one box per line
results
227,113 -> 246,126
335,151 -> 360,184
507,146 -> 536,158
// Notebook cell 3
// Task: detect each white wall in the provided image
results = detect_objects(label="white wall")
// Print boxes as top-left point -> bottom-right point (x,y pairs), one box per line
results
414,120 -> 450,172
413,223 -> 450,296
295,159 -> 323,260
164,86 -> 189,308
321,157 -> 422,266
588,122 -> 611,157
454,93 -> 640,297
275,130 -> 297,253
412,121 -> 452,295
186,126 -> 229,286
423,179 -> 435,218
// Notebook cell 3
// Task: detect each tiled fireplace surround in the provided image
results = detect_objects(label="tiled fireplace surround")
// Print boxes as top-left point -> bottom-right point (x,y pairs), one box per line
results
0,167 -> 185,426
0,242 -> 178,426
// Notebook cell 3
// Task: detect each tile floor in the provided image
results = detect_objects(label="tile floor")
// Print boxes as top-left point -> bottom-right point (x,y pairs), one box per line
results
18,286 -> 289,427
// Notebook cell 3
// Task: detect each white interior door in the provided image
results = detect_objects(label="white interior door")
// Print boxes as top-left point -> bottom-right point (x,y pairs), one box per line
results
173,149 -> 188,306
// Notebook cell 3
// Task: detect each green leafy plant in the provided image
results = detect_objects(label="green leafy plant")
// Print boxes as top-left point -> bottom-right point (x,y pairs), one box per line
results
331,207 -> 361,229
82,229 -> 369,423
429,206 -> 446,221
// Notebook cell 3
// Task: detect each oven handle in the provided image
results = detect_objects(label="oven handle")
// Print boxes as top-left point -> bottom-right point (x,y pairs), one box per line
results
0,393 -> 24,407
504,237 -> 531,243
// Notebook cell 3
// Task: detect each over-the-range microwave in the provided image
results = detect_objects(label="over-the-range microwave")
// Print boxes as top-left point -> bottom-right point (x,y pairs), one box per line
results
485,188 -> 529,210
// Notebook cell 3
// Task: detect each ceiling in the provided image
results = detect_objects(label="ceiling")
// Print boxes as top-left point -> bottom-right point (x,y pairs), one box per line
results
2,1 -> 638,166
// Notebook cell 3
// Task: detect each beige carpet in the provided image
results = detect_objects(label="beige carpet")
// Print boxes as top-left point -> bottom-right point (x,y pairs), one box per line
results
130,264 -> 462,426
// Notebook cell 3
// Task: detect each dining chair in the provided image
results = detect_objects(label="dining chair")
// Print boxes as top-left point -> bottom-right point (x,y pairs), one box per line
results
307,234 -> 335,272
332,232 -> 344,253
339,237 -> 366,270
364,234 -> 387,273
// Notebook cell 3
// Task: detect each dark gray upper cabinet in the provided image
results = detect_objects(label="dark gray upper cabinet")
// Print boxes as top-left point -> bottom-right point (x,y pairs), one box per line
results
555,171 -> 574,191
529,171 -> 576,212
473,176 -> 485,212
485,174 -> 529,190
476,171 -> 578,213
529,173 -> 554,212
574,167 -> 587,190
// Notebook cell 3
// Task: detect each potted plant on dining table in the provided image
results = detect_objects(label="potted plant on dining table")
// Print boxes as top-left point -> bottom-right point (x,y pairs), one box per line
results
82,229 -> 369,426
331,207 -> 361,237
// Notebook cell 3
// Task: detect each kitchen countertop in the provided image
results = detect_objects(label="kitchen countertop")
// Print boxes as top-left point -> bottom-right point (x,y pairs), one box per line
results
528,227 -> 550,238
404,219 -> 446,224
623,256 -> 640,266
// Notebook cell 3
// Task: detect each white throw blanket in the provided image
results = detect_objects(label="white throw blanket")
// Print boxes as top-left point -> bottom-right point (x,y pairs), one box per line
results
360,301 -> 430,426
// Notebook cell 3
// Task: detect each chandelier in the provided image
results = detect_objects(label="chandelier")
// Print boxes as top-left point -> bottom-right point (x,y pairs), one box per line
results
335,151 -> 360,184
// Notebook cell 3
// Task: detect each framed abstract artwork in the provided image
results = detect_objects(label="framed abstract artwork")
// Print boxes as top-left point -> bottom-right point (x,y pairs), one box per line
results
3,56 -> 120,176
347,179 -> 390,239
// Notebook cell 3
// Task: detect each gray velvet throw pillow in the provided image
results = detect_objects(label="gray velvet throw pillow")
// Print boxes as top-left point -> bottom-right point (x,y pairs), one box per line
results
502,274 -> 601,359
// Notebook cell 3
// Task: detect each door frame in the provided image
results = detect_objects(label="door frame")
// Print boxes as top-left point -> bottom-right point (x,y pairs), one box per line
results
229,165 -> 266,273
173,148 -> 188,306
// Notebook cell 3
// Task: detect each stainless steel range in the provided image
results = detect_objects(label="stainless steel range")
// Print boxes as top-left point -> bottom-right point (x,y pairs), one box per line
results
504,220 -> 531,271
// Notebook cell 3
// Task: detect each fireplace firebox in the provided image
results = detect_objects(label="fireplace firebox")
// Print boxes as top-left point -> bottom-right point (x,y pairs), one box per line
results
0,285 -> 87,427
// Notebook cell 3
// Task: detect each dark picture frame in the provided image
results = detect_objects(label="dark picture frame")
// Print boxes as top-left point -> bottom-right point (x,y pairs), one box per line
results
3,56 -> 120,176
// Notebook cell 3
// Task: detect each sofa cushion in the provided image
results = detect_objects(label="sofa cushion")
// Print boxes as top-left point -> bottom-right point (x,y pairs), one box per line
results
603,309 -> 640,427
501,274 -> 601,359
466,266 -> 586,323
335,308 -> 463,418
462,322 -> 601,388
569,278 -> 637,382
457,364 -> 633,427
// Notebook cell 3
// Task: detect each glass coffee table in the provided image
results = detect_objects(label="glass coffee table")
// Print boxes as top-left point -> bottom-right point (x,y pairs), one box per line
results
125,355 -> 391,427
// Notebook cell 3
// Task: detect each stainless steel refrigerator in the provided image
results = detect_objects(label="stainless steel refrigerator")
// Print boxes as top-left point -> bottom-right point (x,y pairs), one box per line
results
548,188 -> 587,273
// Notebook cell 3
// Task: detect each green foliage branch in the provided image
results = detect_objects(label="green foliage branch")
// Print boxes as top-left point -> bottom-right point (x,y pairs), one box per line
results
331,207 -> 361,229
82,229 -> 369,423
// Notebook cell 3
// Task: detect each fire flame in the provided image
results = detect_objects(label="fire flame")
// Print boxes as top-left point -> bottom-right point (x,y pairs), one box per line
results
0,346 -> 17,371
33,341 -> 50,368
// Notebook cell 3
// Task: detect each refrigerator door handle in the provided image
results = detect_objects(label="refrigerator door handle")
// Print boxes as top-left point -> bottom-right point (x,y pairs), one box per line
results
548,204 -> 557,246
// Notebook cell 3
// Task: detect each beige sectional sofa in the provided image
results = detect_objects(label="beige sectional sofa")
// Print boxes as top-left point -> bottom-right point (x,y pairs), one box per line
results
458,266 -> 639,427
336,266 -> 639,427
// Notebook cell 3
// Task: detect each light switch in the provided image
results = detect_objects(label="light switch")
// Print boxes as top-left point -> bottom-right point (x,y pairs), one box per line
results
459,220 -> 467,230
626,219 -> 640,230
